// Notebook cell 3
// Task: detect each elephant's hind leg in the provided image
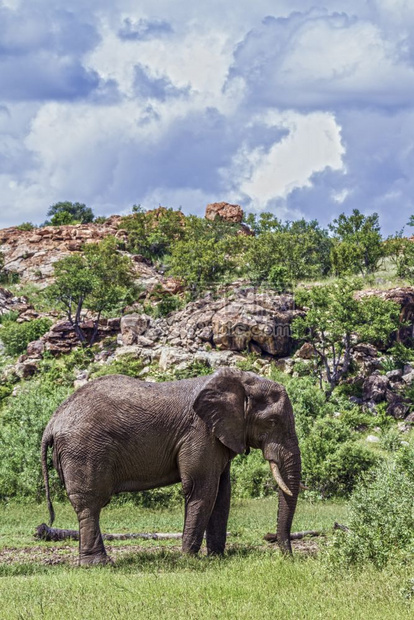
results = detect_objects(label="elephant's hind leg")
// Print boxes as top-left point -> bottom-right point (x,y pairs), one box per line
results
70,494 -> 110,566
206,463 -> 231,556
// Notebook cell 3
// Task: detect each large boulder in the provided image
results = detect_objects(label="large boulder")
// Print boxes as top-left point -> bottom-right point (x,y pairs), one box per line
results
120,314 -> 151,345
205,202 -> 243,224
211,302 -> 293,356
362,373 -> 390,403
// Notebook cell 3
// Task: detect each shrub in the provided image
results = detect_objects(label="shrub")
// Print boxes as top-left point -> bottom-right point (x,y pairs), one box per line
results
280,375 -> 332,438
0,384 -> 13,403
380,427 -> 404,452
328,451 -> 414,567
16,222 -> 35,231
46,202 -> 94,225
91,355 -> 145,379
0,317 -> 52,356
268,264 -> 291,292
231,450 -> 274,499
300,418 -> 378,496
0,379 -> 72,500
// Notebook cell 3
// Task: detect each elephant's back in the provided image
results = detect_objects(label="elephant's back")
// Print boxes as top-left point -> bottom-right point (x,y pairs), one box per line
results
49,373 -> 205,434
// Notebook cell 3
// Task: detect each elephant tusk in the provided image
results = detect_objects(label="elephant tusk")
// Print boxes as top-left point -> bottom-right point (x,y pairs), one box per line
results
299,482 -> 309,491
270,461 -> 293,496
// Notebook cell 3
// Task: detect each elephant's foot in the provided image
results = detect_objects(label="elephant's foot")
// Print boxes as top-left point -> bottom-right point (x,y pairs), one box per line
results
79,553 -> 113,567
206,549 -> 225,557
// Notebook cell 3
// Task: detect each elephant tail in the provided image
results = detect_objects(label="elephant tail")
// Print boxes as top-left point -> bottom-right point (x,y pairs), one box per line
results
41,429 -> 55,526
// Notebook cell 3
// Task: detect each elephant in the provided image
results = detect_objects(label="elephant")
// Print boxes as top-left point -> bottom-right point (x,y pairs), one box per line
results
41,367 -> 301,565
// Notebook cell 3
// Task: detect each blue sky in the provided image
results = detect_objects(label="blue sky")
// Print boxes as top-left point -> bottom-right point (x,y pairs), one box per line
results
0,0 -> 413,234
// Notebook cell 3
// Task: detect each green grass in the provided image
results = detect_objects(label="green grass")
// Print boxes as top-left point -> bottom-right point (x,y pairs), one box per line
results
0,498 -> 411,619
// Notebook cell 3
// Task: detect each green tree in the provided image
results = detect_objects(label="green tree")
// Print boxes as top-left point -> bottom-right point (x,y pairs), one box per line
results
329,209 -> 384,275
385,233 -> 414,279
292,279 -> 401,395
121,206 -> 185,259
243,211 -> 283,234
168,236 -> 231,289
244,221 -> 332,287
46,201 -> 95,226
165,213 -> 242,289
48,237 -> 136,345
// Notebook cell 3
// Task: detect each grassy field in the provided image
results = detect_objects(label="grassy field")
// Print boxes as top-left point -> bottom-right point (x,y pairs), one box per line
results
0,497 -> 412,619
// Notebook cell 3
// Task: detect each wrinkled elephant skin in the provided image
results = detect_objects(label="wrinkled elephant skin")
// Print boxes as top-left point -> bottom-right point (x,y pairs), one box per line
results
42,368 -> 301,565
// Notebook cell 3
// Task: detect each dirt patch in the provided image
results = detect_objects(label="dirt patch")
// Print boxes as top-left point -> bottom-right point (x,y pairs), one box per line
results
0,539 -> 319,566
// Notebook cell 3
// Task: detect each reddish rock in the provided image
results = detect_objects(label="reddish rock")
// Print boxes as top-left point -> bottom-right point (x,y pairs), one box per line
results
120,314 -> 151,345
295,342 -> 315,359
26,339 -> 46,357
0,217 -> 124,284
205,202 -> 244,224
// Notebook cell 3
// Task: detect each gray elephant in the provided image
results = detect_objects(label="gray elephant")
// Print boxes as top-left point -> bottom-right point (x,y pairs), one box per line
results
41,367 -> 301,565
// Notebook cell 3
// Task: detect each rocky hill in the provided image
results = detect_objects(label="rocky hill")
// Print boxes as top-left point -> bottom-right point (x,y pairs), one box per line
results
1,208 -> 414,427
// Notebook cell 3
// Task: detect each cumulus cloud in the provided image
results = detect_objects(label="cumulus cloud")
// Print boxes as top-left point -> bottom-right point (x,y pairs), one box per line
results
133,64 -> 190,101
228,9 -> 414,111
118,18 -> 173,41
0,0 -> 413,234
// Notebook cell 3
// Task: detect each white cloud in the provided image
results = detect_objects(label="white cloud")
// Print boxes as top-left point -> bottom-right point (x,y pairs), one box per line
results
0,0 -> 414,235
230,10 -> 414,110
227,111 -> 344,212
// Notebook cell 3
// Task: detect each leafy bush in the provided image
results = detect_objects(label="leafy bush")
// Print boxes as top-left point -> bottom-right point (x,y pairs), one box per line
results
336,406 -> 373,431
268,264 -> 291,292
300,418 -> 378,496
143,293 -> 184,318
46,201 -> 94,226
231,450 -> 274,499
91,354 -> 145,379
328,448 -> 414,567
279,375 -> 332,438
149,360 -> 213,383
121,205 -> 186,259
0,384 -> 13,403
116,485 -> 184,508
16,222 -> 35,231
0,317 -> 52,356
380,427 -> 404,452
387,342 -> 414,369
0,310 -> 19,325
0,379 -> 72,500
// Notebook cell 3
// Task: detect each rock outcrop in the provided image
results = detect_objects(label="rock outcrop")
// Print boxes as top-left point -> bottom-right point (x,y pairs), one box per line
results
205,202 -> 244,223
0,287 -> 31,316
0,217 -> 124,284
118,286 -> 303,357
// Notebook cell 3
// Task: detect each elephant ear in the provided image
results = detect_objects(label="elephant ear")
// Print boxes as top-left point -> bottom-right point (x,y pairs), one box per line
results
192,369 -> 246,454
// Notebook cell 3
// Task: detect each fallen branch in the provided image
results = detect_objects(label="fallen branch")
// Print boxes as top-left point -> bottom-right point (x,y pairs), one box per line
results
264,530 -> 322,543
265,521 -> 351,543
35,524 -> 230,543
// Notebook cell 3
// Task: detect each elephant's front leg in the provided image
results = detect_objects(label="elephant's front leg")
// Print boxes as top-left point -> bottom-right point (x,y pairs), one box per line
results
206,463 -> 231,555
181,475 -> 220,554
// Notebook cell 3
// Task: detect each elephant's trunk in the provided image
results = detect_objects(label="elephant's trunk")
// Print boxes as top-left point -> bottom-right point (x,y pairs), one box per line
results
272,441 -> 301,555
